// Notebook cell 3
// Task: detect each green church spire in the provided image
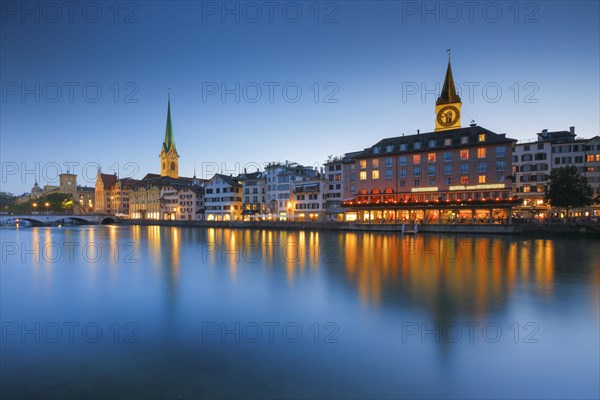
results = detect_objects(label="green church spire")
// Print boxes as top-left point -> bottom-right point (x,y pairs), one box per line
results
163,91 -> 176,152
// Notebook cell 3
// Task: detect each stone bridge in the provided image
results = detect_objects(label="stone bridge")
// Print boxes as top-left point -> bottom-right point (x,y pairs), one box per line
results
0,214 -> 119,226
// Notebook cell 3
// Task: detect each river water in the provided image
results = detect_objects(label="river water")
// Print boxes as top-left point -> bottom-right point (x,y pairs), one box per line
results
1,225 -> 599,399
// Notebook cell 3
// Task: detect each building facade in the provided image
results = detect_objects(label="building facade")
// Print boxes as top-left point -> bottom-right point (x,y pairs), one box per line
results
513,128 -> 600,217
323,157 -> 345,221
341,59 -> 518,223
239,171 -> 267,220
204,174 -> 243,221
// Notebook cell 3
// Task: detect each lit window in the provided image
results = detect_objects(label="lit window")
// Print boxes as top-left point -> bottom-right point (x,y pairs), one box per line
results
477,148 -> 486,158
360,160 -> 367,169
461,176 -> 468,185
413,155 -> 421,164
478,133 -> 485,142
428,153 -> 436,163
444,138 -> 452,146
372,159 -> 379,168
478,175 -> 486,183
359,171 -> 367,180
372,170 -> 379,180
460,150 -> 469,160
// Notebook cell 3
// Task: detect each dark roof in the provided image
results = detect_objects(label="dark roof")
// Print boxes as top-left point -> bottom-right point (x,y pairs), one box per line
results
237,171 -> 264,180
345,125 -> 516,159
210,174 -> 242,187
99,173 -> 118,189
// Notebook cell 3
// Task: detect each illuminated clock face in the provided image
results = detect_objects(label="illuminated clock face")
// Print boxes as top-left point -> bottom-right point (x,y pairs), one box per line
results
437,105 -> 460,127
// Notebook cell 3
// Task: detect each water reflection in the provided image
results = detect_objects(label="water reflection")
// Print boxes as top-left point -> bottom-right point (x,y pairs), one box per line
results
1,225 -> 598,399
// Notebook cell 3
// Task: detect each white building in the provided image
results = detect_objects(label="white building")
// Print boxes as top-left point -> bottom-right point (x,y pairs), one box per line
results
265,161 -> 319,220
513,127 -> 600,217
323,157 -> 345,221
239,171 -> 267,221
204,174 -> 243,221
291,179 -> 327,221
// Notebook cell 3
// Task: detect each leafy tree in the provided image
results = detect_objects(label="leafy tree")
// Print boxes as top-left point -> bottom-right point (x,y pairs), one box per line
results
546,165 -> 593,216
0,192 -> 15,212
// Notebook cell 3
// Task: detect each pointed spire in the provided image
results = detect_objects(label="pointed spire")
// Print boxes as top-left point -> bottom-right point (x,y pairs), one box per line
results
436,51 -> 461,106
163,90 -> 176,152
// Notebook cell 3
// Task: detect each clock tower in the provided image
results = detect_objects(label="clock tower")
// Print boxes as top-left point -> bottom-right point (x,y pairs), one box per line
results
435,52 -> 462,132
160,93 -> 180,178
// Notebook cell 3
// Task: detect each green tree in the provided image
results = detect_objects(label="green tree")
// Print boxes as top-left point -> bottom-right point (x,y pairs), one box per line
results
546,165 -> 593,216
0,192 -> 15,212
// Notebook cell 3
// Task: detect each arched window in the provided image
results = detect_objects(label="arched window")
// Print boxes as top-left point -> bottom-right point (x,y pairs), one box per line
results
162,162 -> 165,170
170,162 -> 175,171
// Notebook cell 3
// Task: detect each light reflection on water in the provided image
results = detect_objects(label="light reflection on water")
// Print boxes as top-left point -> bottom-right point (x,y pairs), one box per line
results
1,225 -> 598,399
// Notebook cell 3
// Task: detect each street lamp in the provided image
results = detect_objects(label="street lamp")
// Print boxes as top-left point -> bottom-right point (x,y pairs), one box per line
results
32,202 -> 37,213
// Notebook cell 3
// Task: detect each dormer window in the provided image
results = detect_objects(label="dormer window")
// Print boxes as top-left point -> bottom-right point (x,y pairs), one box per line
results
428,139 -> 437,148
478,133 -> 486,142
444,138 -> 452,146
400,143 -> 407,151
373,146 -> 381,154
386,144 -> 394,152
461,136 -> 469,144
414,142 -> 422,150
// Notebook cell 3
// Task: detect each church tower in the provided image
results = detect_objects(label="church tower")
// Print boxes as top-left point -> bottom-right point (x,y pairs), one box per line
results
160,93 -> 179,178
435,52 -> 462,132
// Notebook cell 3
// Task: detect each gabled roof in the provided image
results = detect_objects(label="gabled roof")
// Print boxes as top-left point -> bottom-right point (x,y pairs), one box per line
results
99,173 -> 118,189
208,173 -> 242,187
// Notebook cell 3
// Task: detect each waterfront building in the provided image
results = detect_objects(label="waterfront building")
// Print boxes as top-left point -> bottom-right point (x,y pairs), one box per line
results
341,59 -> 518,223
239,170 -> 267,221
94,171 -> 139,215
513,128 -> 600,217
291,178 -> 327,221
204,174 -> 243,221
265,161 -> 319,220
323,157 -> 346,221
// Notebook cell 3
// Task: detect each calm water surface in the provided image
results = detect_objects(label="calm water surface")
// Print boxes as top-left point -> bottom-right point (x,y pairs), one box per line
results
1,225 -> 599,399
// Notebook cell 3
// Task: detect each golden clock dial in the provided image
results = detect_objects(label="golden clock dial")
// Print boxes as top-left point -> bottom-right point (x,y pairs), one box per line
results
437,105 -> 460,127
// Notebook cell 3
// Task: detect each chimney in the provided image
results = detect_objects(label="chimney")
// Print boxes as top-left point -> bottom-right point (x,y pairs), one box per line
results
569,126 -> 575,135
542,129 -> 548,134
244,168 -> 247,174
417,129 -> 420,135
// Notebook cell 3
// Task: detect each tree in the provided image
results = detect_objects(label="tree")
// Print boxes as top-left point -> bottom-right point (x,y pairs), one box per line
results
0,192 -> 15,212
546,165 -> 593,216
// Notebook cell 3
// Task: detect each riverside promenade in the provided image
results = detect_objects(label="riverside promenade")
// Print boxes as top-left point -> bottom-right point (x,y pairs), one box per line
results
120,219 -> 600,236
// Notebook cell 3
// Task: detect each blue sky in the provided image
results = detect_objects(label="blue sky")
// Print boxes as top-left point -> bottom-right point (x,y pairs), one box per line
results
1,0 -> 599,194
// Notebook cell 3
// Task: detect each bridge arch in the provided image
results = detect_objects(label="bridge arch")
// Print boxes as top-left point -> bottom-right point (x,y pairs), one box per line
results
101,217 -> 117,225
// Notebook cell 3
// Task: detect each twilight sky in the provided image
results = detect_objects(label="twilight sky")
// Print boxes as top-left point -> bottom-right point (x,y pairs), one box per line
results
1,0 -> 599,194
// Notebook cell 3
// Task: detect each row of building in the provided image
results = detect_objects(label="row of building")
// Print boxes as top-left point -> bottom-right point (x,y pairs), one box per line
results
23,60 -> 600,222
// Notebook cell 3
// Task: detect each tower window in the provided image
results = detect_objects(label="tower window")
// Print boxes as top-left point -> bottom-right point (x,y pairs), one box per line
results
171,162 -> 175,171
